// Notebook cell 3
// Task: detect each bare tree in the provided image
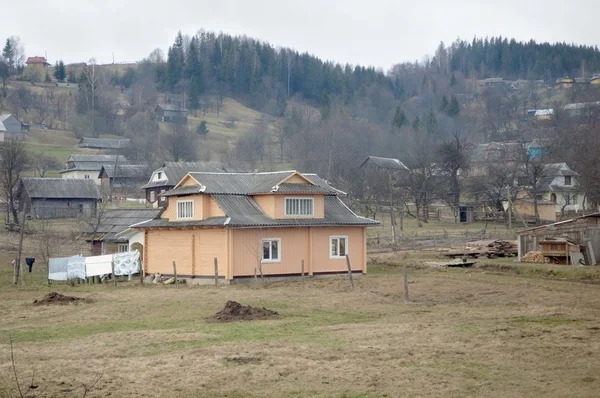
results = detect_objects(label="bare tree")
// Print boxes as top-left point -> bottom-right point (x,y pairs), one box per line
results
0,139 -> 30,226
83,58 -> 100,137
163,123 -> 197,162
437,131 -> 472,222
32,153 -> 60,177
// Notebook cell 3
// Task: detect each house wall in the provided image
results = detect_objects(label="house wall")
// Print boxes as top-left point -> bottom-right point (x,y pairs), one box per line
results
541,192 -> 586,213
61,170 -> 101,185
29,198 -> 96,219
206,195 -> 225,217
273,194 -> 325,219
231,226 -> 366,277
513,201 -> 556,222
253,195 -> 275,217
286,174 -> 310,183
145,228 -> 228,277
162,194 -> 224,220
145,186 -> 170,206
1,115 -> 22,133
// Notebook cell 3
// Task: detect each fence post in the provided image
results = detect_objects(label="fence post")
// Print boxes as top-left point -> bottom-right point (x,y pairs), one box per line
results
301,260 -> 305,287
345,254 -> 355,290
172,261 -> 178,289
140,261 -> 144,285
214,257 -> 219,287
112,259 -> 117,286
403,263 -> 409,303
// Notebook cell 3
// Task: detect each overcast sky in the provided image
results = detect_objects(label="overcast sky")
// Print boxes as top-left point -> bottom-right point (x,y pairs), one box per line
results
1,0 -> 597,71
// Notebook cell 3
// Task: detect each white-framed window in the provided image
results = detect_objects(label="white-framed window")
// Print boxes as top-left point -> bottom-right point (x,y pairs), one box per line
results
149,191 -> 156,202
160,190 -> 166,202
157,172 -> 163,180
285,197 -> 314,217
177,200 -> 194,220
330,236 -> 348,259
261,238 -> 280,262
117,243 -> 129,253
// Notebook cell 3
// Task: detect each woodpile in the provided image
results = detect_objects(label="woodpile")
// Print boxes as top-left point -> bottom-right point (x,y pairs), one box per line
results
522,251 -> 545,263
487,240 -> 517,254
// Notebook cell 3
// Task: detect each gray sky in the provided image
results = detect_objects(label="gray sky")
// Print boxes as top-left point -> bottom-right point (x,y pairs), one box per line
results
1,0 -> 597,71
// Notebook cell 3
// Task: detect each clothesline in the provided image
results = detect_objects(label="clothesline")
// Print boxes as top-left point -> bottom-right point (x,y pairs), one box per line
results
48,250 -> 140,281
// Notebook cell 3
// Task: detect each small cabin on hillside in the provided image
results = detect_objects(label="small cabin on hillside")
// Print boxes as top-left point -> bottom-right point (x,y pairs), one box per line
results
133,170 -> 379,282
0,114 -> 25,141
17,178 -> 101,219
77,137 -> 131,150
61,154 -> 129,185
155,104 -> 188,123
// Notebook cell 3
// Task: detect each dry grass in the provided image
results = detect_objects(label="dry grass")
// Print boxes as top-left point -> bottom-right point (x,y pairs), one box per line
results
0,255 -> 599,397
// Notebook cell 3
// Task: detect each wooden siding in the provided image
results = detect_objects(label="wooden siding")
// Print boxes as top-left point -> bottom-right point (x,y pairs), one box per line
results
310,227 -> 366,274
162,195 -> 204,221
253,195 -> 275,217
232,227 -> 309,277
284,174 -> 311,184
274,194 -> 325,219
207,196 -> 225,217
178,175 -> 199,187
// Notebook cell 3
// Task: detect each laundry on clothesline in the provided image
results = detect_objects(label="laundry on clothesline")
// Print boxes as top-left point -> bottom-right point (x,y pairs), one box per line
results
85,254 -> 113,277
49,257 -> 69,281
67,256 -> 86,280
113,251 -> 140,276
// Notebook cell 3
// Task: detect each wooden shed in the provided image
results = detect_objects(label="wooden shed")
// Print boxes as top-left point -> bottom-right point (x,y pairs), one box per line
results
517,213 -> 600,264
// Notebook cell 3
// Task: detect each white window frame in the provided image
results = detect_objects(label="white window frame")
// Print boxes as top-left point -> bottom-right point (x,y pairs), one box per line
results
176,200 -> 194,220
330,236 -> 348,259
261,238 -> 281,263
284,197 -> 314,217
117,243 -> 129,253
160,190 -> 166,202
149,191 -> 156,202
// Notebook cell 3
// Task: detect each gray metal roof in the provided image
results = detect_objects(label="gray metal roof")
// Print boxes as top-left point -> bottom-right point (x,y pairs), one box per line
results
139,196 -> 378,229
68,154 -> 127,162
62,155 -> 130,173
99,164 -> 150,179
77,137 -> 131,149
87,208 -> 161,242
360,156 -> 409,171
156,103 -> 188,112
160,171 -> 341,196
19,178 -> 100,199
141,161 -> 223,189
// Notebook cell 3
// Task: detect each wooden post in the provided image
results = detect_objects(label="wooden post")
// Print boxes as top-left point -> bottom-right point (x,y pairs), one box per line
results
254,267 -> 258,282
345,254 -> 355,290
140,260 -> 144,285
301,260 -> 305,287
14,209 -> 26,286
172,261 -> 178,288
403,263 -> 409,302
111,260 -> 117,286
214,257 -> 219,287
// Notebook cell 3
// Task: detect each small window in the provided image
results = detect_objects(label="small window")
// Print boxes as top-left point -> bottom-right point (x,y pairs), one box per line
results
285,197 -> 314,216
330,236 -> 348,259
564,176 -> 572,185
84,175 -> 90,179
262,239 -> 280,262
177,200 -> 194,219
159,190 -> 166,202
157,172 -> 163,180
118,243 -> 128,253
149,191 -> 156,202
573,194 -> 578,204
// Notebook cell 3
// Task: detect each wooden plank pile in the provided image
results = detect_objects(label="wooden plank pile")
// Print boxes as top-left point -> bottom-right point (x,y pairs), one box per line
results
522,251 -> 545,263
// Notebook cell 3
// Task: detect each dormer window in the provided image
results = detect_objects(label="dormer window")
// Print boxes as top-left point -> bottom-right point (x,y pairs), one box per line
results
155,172 -> 164,181
564,176 -> 572,185
177,200 -> 194,220
285,197 -> 314,217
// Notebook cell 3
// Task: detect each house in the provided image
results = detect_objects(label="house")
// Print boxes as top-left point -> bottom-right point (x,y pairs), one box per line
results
25,56 -> 50,67
60,154 -> 129,185
564,101 -> 600,116
359,156 -> 410,172
141,161 -> 223,207
165,93 -> 184,107
517,213 -> 600,264
17,178 -> 100,219
467,142 -> 524,177
77,137 -> 131,150
155,104 -> 188,123
534,109 -> 554,121
98,164 -> 150,192
86,208 -> 161,256
485,78 -> 504,86
0,114 -> 25,141
556,77 -> 575,89
590,75 -> 600,85
133,170 -> 379,282
537,163 -> 586,214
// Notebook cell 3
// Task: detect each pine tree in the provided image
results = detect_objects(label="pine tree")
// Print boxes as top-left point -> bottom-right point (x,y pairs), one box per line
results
425,109 -> 438,135
392,106 -> 408,131
450,73 -> 457,87
185,36 -> 204,110
2,39 -> 14,69
196,120 -> 209,139
440,95 -> 449,111
54,60 -> 66,82
44,70 -> 51,82
447,96 -> 460,117
412,116 -> 421,132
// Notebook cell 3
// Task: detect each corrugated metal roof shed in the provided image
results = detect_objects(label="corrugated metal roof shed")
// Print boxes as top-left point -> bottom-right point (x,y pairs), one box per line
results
88,208 -> 161,241
360,156 -> 409,171
20,178 -> 100,199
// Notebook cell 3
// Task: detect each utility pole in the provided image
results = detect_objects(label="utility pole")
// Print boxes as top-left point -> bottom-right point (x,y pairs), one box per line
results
507,185 -> 512,234
389,173 -> 395,244
14,209 -> 27,286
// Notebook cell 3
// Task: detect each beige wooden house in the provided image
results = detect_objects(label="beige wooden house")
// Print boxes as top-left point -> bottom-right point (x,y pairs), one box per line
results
133,171 -> 378,282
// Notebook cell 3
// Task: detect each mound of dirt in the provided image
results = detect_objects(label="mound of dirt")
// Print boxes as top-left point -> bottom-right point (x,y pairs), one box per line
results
212,300 -> 278,322
33,292 -> 85,306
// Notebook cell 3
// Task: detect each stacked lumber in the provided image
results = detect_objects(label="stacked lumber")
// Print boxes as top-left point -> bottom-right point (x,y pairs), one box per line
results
522,251 -> 544,263
487,240 -> 518,254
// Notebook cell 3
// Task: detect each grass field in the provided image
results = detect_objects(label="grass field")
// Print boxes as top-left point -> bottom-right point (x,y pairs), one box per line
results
1,248 -> 599,397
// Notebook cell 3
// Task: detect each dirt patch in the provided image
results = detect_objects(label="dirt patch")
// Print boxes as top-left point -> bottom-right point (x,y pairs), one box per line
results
212,300 -> 278,322
225,356 -> 263,364
33,292 -> 87,306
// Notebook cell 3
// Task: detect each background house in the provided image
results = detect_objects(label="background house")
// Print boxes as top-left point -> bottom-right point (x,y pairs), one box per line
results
99,164 -> 150,193
17,178 -> 100,219
25,56 -> 50,67
537,163 -> 586,213
141,161 -> 223,207
0,114 -> 25,141
60,154 -> 129,185
86,208 -> 161,256
155,103 -> 188,123
134,170 -> 379,282
77,137 -> 131,150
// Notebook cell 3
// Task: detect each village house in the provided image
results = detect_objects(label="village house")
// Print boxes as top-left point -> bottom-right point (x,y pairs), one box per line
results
556,76 -> 575,89
98,164 -> 150,193
141,161 -> 223,207
536,163 -> 586,213
60,154 -> 129,185
155,104 -> 188,123
86,208 -> 161,256
467,142 -> 523,177
0,114 -> 25,141
77,137 -> 131,150
133,170 -> 379,282
25,56 -> 50,67
17,178 -> 100,219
